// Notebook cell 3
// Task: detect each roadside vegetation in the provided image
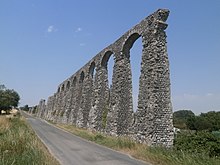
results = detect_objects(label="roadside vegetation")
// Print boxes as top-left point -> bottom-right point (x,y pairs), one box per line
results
0,115 -> 60,165
51,110 -> 220,165
0,83 -> 59,165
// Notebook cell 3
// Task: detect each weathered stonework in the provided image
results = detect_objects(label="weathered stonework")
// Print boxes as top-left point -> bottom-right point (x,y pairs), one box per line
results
36,99 -> 46,118
36,9 -> 174,147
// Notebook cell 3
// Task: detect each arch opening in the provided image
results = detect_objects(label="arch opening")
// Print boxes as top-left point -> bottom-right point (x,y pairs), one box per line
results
79,71 -> 85,83
61,84 -> 65,91
101,51 -> 114,88
72,77 -> 76,87
101,51 -> 115,128
123,33 -> 142,112
66,81 -> 70,90
123,33 -> 140,58
101,51 -> 112,69
89,61 -> 96,79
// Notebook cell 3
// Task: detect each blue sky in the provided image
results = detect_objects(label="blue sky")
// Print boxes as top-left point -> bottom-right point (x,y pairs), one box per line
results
1,0 -> 220,114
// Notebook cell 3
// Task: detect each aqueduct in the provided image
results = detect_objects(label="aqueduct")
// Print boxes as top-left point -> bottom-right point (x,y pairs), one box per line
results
35,9 -> 174,147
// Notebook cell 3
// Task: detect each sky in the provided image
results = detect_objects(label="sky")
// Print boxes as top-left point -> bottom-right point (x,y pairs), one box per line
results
1,0 -> 220,115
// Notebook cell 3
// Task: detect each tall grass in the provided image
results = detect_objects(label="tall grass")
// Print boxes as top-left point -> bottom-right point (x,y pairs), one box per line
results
54,123 -> 220,165
0,116 -> 60,165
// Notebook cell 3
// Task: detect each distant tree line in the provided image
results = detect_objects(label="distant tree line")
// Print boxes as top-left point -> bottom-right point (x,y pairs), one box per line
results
20,105 -> 38,114
20,104 -> 29,111
173,110 -> 220,131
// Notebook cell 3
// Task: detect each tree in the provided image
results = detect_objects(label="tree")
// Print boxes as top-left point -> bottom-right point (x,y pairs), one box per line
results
0,85 -> 20,114
174,131 -> 220,157
186,111 -> 220,131
173,110 -> 195,129
200,111 -> 220,131
186,116 -> 196,130
194,116 -> 212,131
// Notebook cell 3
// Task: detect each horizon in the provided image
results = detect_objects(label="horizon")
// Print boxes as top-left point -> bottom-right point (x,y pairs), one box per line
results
1,1 -> 220,115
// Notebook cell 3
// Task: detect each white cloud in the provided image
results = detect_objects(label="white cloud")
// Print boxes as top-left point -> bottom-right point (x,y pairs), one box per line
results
206,93 -> 214,97
47,25 -> 57,33
75,27 -> 82,32
79,43 -> 86,46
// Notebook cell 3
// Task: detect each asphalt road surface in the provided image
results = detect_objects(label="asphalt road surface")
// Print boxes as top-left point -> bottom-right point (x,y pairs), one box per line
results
22,112 -> 149,165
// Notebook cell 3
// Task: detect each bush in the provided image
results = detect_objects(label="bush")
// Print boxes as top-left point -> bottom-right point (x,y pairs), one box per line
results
212,131 -> 220,138
174,131 -> 220,157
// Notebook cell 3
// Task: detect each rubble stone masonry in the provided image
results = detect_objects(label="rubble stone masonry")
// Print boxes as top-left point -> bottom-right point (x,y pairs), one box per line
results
36,9 -> 173,147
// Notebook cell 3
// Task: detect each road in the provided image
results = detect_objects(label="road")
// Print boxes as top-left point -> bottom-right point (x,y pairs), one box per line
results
22,112 -> 149,165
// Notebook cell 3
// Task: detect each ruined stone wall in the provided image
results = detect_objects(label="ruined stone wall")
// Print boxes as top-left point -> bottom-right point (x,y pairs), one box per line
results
36,99 -> 46,118
38,9 -> 174,147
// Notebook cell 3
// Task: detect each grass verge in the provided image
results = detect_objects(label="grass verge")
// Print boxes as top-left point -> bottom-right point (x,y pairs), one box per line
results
0,116 -> 60,165
52,122 -> 220,165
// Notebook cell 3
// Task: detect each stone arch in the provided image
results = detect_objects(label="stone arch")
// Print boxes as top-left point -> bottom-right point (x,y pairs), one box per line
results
67,76 -> 78,124
61,84 -> 65,91
122,32 -> 142,113
60,80 -> 71,123
101,50 -> 115,89
98,50 -> 115,130
105,33 -> 142,135
76,70 -> 87,127
89,61 -> 96,79
122,33 -> 141,57
77,61 -> 97,128
57,87 -> 60,93
72,77 -> 77,87
79,71 -> 85,83
101,51 -> 114,69
101,50 -> 115,90
66,81 -> 70,90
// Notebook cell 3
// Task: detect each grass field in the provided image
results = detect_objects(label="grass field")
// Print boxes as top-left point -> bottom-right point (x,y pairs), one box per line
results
0,115 -> 60,165
1,114 -> 219,165
53,123 -> 220,165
